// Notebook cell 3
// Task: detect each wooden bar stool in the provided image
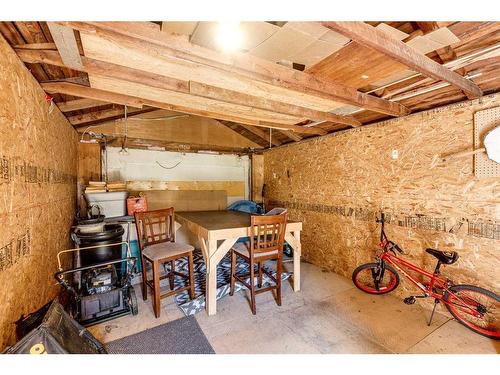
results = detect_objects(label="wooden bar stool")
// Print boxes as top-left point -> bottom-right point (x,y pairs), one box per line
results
135,208 -> 195,318
229,213 -> 287,315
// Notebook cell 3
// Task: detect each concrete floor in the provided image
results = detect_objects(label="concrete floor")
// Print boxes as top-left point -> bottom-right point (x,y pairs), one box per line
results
88,262 -> 500,354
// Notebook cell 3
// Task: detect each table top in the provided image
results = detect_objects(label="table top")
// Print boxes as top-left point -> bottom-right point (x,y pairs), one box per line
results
176,210 -> 301,233
175,210 -> 253,231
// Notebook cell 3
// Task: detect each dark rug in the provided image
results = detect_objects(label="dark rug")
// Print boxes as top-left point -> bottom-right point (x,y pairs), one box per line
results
167,249 -> 292,316
105,316 -> 215,354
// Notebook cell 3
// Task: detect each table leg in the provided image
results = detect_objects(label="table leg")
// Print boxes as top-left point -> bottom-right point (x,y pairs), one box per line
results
285,231 -> 301,292
206,239 -> 218,316
199,237 -> 239,316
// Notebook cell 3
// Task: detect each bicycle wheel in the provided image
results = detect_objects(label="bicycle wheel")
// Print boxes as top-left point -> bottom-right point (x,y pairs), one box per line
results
352,262 -> 399,294
444,284 -> 499,339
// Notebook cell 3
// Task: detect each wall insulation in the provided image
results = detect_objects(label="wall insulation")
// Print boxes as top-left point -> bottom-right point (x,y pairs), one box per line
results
0,36 -> 78,350
264,93 -> 500,303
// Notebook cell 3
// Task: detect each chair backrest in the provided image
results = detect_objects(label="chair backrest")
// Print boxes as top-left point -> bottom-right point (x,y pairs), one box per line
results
134,208 -> 175,251
249,213 -> 287,257
264,207 -> 287,216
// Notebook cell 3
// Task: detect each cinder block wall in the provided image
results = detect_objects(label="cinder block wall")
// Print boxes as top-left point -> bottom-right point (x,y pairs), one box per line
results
0,35 -> 78,350
264,94 -> 500,302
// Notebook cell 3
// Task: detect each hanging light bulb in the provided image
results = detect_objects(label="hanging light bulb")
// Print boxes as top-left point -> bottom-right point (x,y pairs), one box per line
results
215,21 -> 243,52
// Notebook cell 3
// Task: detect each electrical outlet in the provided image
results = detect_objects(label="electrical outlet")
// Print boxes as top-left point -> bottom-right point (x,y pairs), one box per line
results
391,149 -> 399,160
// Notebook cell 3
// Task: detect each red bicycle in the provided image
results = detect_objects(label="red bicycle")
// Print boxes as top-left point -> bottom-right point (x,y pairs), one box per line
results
352,214 -> 499,339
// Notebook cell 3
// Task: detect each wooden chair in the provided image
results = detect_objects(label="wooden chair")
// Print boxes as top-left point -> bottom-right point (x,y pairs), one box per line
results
135,208 -> 195,318
229,213 -> 288,315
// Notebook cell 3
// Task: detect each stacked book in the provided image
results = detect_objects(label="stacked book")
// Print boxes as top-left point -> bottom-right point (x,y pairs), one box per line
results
107,181 -> 127,192
85,181 -> 107,193
85,181 -> 127,193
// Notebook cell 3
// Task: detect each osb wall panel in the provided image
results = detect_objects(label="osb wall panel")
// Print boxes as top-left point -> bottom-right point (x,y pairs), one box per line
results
264,93 -> 500,304
0,35 -> 78,350
77,143 -> 101,214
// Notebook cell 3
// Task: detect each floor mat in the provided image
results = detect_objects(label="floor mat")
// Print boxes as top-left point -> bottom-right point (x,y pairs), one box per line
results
151,249 -> 291,316
105,316 -> 215,354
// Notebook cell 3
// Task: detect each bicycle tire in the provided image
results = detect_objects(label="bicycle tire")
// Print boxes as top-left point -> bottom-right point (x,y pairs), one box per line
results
352,262 -> 400,295
444,284 -> 499,340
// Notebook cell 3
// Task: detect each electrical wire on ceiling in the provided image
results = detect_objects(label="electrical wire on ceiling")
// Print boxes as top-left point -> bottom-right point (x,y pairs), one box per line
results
156,161 -> 182,169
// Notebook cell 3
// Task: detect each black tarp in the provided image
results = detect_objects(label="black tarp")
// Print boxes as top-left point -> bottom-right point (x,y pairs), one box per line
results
4,300 -> 106,354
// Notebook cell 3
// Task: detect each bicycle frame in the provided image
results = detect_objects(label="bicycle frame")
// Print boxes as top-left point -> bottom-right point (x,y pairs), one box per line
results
381,252 -> 448,299
375,214 -> 483,319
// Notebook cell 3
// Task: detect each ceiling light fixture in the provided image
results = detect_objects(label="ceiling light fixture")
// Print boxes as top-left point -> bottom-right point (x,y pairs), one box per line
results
215,21 -> 242,52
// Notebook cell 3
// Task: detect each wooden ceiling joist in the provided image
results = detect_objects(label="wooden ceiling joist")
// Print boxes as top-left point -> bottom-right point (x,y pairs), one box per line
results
41,81 -> 144,108
16,48 -> 358,127
105,137 -> 253,155
322,22 -> 484,99
189,82 -> 361,127
41,81 -> 326,135
55,21 -> 410,117
15,49 -> 190,93
57,98 -> 109,112
13,42 -> 56,50
68,107 -> 152,127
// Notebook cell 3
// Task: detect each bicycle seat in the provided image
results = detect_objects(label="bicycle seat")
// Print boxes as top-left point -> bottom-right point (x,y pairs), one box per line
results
425,248 -> 459,265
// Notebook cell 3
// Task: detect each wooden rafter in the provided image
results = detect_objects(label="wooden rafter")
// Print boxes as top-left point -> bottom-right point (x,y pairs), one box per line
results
57,98 -> 109,112
41,81 -> 144,108
15,49 -> 189,92
235,123 -> 282,146
68,107 -> 152,127
279,130 -> 303,142
322,22 -> 483,99
54,21 -> 409,117
13,42 -> 57,50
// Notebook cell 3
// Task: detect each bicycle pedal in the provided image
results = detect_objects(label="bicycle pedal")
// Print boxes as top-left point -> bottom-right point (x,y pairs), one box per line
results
403,296 -> 416,305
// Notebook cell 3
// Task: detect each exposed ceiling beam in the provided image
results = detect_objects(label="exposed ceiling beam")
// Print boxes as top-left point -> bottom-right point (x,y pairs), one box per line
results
68,107 -> 152,127
415,22 -> 440,34
322,22 -> 483,99
235,123 -> 282,146
104,137 -> 254,155
13,42 -> 57,50
16,49 -> 358,127
41,81 -> 144,108
57,98 -> 109,112
55,21 -> 409,117
46,22 -> 83,70
41,76 -> 89,86
16,49 -> 189,93
189,82 -> 360,127
213,121 -> 270,148
279,130 -> 303,142
41,82 -> 326,135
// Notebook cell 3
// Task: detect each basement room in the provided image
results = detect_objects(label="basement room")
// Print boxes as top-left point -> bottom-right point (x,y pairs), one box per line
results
0,1 -> 499,370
